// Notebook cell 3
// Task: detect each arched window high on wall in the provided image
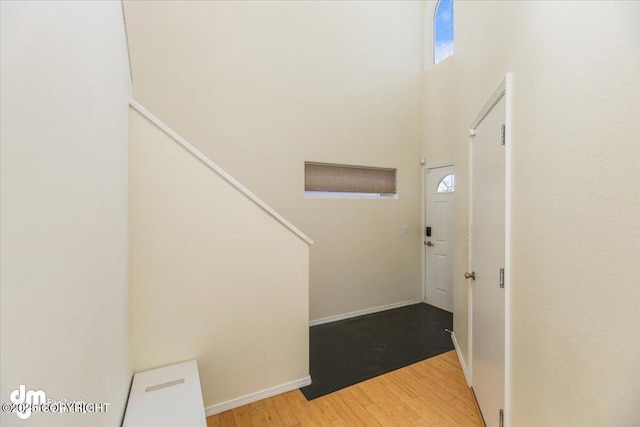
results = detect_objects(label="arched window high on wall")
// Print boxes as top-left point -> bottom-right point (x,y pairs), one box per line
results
434,0 -> 454,64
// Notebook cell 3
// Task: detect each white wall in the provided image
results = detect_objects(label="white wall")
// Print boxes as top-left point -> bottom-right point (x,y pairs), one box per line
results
0,2 -> 131,426
123,0 -> 425,322
423,1 -> 640,425
129,108 -> 310,410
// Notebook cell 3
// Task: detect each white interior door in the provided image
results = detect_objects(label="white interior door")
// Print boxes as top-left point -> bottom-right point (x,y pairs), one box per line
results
424,165 -> 454,312
470,96 -> 506,427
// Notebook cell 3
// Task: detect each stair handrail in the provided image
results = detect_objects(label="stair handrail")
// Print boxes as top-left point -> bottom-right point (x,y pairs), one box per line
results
130,99 -> 313,245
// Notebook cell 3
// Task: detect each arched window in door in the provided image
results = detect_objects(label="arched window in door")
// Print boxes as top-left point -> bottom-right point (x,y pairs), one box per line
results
437,173 -> 454,192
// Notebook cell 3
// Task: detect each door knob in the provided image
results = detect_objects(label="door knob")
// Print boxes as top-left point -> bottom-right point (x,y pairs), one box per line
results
464,271 -> 476,280
426,241 -> 434,247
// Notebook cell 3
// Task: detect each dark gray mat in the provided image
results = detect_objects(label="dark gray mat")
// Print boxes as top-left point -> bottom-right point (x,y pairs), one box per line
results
300,303 -> 453,400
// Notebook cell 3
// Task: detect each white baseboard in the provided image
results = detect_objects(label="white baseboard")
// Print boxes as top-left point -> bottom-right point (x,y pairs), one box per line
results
204,376 -> 311,416
422,300 -> 453,314
451,332 -> 471,387
309,299 -> 423,327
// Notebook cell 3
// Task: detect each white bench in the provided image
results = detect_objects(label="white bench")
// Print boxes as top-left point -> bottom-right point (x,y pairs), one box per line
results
123,360 -> 206,427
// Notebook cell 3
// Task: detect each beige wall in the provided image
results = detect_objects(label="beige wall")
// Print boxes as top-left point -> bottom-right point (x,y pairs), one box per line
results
123,0 -> 425,321
129,108 -> 310,409
423,1 -> 640,425
0,2 -> 131,426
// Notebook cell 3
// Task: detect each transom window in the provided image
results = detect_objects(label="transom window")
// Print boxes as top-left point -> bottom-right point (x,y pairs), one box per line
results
437,173 -> 454,193
434,0 -> 454,64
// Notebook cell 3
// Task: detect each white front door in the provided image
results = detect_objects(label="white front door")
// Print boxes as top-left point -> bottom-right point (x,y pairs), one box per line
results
424,165 -> 454,312
469,96 -> 506,427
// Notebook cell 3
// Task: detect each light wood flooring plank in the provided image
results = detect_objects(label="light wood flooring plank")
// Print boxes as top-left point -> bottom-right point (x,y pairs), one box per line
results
217,410 -> 237,427
206,351 -> 483,427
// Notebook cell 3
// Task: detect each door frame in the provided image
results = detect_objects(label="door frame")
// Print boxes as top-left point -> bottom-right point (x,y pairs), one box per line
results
467,74 -> 512,426
421,161 -> 454,307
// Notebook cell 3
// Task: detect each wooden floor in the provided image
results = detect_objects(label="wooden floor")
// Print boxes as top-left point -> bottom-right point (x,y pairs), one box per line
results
207,350 -> 483,427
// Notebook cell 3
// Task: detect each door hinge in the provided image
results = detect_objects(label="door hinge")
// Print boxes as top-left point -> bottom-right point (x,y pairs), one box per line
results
499,268 -> 505,289
501,124 -> 506,145
499,409 -> 504,427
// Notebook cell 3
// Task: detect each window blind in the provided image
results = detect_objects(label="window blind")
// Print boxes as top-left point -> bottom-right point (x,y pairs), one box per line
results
305,162 -> 396,194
